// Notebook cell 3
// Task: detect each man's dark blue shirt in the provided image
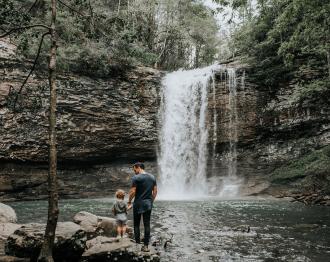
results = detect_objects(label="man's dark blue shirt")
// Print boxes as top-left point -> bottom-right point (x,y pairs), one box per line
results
131,173 -> 157,214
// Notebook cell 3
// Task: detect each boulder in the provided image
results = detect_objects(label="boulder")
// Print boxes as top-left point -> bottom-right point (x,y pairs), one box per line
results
73,211 -> 98,233
0,223 -> 21,240
5,222 -> 87,262
96,216 -> 117,237
81,236 -> 160,262
0,203 -> 17,223
73,212 -> 134,238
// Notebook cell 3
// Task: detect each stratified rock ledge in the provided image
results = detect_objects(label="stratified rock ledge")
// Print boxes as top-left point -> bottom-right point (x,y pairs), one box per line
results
81,236 -> 160,262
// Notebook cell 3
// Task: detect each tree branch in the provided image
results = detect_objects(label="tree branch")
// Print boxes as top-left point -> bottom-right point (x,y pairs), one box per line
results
0,24 -> 50,38
12,31 -> 50,111
58,0 -> 88,17
28,0 -> 40,12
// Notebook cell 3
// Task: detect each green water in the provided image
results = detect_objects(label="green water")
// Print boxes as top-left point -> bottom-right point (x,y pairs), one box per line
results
9,198 -> 330,262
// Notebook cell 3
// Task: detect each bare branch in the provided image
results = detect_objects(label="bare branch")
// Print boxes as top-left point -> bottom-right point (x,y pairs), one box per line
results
12,31 -> 50,111
58,0 -> 88,17
0,24 -> 50,38
28,0 -> 40,12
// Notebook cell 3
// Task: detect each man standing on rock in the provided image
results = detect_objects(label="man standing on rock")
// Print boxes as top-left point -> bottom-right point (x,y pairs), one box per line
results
128,162 -> 157,252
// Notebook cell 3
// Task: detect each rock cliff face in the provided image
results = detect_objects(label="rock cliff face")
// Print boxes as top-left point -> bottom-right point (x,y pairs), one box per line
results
209,63 -> 330,196
0,60 -> 162,163
0,40 -> 161,200
0,41 -> 329,201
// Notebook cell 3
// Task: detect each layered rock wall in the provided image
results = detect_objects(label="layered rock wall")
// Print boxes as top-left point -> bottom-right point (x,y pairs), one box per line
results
0,42 -> 329,200
209,64 -> 329,195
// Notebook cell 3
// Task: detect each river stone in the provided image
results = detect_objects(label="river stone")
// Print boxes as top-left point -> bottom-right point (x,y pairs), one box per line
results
73,211 -> 98,232
81,236 -> 160,262
5,222 -> 87,262
97,216 -> 117,237
0,203 -> 17,223
73,212 -> 134,239
0,223 -> 21,240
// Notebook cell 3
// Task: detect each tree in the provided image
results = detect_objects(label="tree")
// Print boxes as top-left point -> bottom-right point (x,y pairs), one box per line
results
1,0 -> 59,261
38,0 -> 59,261
226,0 -> 329,93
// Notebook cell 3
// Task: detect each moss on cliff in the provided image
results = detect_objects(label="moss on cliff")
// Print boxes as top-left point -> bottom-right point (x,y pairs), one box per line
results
271,145 -> 330,184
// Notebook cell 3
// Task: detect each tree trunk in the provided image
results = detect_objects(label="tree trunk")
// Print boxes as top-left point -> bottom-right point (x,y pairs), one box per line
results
327,49 -> 330,79
117,0 -> 121,15
38,0 -> 59,261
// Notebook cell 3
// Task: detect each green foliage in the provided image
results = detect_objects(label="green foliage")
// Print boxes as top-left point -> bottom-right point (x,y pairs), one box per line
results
271,146 -> 330,184
1,0 -> 220,75
0,0 -> 31,28
231,0 -> 330,89
292,78 -> 330,104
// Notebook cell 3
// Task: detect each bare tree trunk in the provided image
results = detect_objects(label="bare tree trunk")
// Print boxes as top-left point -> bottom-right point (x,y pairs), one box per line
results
327,49 -> 330,79
117,0 -> 121,15
38,0 -> 59,261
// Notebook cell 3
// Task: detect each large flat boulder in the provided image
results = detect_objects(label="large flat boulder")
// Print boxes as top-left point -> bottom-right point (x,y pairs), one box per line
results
81,236 -> 160,262
5,222 -> 87,262
0,203 -> 17,223
73,211 -> 99,233
73,211 -> 133,238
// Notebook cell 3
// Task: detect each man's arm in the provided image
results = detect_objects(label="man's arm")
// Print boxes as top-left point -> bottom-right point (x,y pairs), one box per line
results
152,185 -> 157,201
127,186 -> 136,209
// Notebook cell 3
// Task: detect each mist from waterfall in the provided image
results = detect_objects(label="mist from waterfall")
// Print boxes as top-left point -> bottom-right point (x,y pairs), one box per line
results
158,65 -> 219,199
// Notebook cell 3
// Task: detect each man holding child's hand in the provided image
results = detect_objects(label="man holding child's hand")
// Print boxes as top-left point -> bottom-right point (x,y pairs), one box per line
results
128,162 -> 157,252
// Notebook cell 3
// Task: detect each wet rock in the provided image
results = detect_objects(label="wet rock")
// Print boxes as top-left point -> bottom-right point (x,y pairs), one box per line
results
73,211 -> 98,233
0,255 -> 29,262
293,224 -> 320,230
0,203 -> 17,223
73,212 -> 134,239
233,225 -> 251,233
5,222 -> 87,262
81,237 -> 160,262
96,216 -> 117,237
0,223 -> 21,240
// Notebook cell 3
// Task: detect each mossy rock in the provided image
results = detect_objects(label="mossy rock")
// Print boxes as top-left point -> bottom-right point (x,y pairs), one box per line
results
270,145 -> 330,184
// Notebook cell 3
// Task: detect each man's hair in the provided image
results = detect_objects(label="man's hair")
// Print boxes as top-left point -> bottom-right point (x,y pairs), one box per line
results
133,162 -> 145,170
115,189 -> 125,199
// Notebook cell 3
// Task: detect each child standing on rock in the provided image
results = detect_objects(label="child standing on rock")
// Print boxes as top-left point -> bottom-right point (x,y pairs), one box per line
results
112,189 -> 130,238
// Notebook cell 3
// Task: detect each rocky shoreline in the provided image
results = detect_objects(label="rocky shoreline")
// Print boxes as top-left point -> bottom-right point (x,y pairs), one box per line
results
0,203 -> 160,262
276,192 -> 330,206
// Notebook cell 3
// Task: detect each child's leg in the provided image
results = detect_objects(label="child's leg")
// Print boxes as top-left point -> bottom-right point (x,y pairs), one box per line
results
119,225 -> 124,236
117,225 -> 122,237
122,225 -> 127,236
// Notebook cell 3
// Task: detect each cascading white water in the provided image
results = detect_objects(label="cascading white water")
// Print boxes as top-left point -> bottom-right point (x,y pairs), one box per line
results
218,68 -> 241,197
228,68 -> 238,177
211,74 -> 218,173
158,65 -> 220,200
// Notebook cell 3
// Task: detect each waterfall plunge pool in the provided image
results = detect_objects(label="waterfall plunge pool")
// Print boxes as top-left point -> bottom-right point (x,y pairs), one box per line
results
10,198 -> 330,261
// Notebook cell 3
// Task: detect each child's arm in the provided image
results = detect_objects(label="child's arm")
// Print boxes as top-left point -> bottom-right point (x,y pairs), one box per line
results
112,205 -> 116,215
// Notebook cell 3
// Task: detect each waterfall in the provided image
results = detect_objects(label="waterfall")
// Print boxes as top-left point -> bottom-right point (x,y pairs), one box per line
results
228,68 -> 238,177
218,68 -> 241,197
211,74 -> 218,174
158,65 -> 219,199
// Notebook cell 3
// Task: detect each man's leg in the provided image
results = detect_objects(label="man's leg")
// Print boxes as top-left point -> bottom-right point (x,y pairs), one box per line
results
133,209 -> 142,243
142,210 -> 152,246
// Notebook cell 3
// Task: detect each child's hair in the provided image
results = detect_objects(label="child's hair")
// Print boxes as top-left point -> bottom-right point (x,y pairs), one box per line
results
115,189 -> 125,200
